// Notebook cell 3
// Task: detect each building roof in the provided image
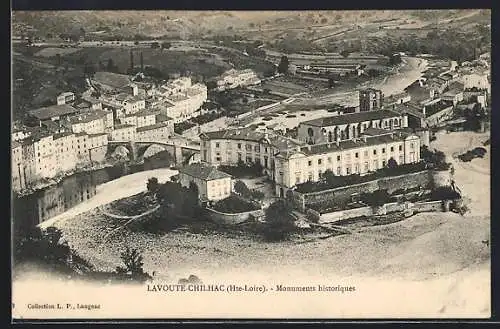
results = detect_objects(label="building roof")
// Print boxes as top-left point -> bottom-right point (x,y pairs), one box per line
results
301,110 -> 400,128
389,103 -> 426,119
200,128 -> 304,151
68,110 -> 108,124
156,113 -> 173,122
277,131 -> 415,159
53,131 -> 75,140
58,91 -> 74,98
124,109 -> 156,118
114,123 -> 136,130
178,163 -> 232,181
168,94 -> 189,102
361,127 -> 395,137
82,96 -> 102,104
136,121 -> 170,132
93,71 -> 132,90
28,104 -> 79,121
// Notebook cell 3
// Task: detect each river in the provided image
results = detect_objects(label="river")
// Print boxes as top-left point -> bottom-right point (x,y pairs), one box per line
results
12,151 -> 177,231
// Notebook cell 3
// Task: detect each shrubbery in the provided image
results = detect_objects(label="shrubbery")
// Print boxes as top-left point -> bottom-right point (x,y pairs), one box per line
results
263,200 -> 296,241
219,160 -> 264,178
212,195 -> 260,213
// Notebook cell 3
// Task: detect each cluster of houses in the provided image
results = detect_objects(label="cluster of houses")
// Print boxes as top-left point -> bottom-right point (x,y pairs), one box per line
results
11,72 -> 211,192
213,69 -> 261,91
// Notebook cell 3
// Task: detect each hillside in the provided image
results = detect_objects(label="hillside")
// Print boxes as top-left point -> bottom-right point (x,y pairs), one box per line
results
12,10 -> 490,41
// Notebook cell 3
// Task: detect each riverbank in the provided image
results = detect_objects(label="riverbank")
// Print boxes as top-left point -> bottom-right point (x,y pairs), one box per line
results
38,168 -> 178,229
14,159 -> 141,198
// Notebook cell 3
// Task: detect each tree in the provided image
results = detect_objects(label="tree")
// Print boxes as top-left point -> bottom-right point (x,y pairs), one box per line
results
264,200 -> 296,241
161,42 -> 171,50
387,157 -> 398,169
134,41 -> 139,45
340,49 -> 350,58
277,55 -> 289,74
250,189 -> 265,201
129,50 -> 134,70
321,169 -> 336,186
361,189 -> 390,208
146,177 -> 160,194
234,180 -> 251,198
151,42 -> 160,49
115,247 -> 152,281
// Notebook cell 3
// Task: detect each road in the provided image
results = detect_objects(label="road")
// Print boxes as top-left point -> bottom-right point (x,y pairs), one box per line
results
38,168 -> 178,229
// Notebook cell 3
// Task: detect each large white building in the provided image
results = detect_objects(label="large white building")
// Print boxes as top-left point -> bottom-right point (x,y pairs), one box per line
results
216,69 -> 261,91
64,110 -> 114,135
298,109 -> 409,145
178,162 -> 233,202
200,127 -> 422,197
200,128 -> 304,178
273,130 -> 421,196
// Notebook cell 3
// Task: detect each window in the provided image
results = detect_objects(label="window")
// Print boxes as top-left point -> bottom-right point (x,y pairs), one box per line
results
238,153 -> 242,161
246,144 -> 252,151
364,162 -> 369,172
399,155 -> 404,163
390,146 -> 394,152
382,160 -> 386,167
373,149 -> 377,155
346,166 -> 351,175
399,145 -> 403,151
337,155 -> 341,161
308,172 -> 313,181
246,156 -> 252,163
364,150 -> 368,157
410,143 -> 415,149
355,152 -> 359,158
318,170 -> 322,177
255,145 -> 260,152
382,148 -> 386,154
373,160 -> 378,169
295,174 -> 301,184
318,159 -> 322,165
328,157 -> 332,163
265,147 -> 268,153
308,160 -> 312,166
237,143 -> 242,149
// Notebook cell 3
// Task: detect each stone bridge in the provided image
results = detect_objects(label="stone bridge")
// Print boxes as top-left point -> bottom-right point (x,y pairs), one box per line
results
107,140 -> 200,166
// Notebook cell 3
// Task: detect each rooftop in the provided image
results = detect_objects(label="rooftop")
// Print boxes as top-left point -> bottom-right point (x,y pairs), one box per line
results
389,103 -> 426,119
156,113 -> 173,122
301,110 -> 401,127
200,128 -> 304,151
28,104 -> 79,121
179,162 -> 232,181
68,110 -> 108,124
53,131 -> 75,140
136,121 -> 170,132
277,131 -> 415,159
93,71 -> 132,89
124,109 -> 156,118
168,94 -> 189,102
114,123 -> 136,130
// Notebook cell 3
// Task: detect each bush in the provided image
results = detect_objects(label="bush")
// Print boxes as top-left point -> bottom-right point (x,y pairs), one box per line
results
263,200 -> 296,241
430,186 -> 461,201
234,180 -> 251,197
212,195 -> 260,213
360,189 -> 390,208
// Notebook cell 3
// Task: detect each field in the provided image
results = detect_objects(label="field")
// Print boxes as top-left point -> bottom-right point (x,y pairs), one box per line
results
34,47 -> 82,57
260,79 -> 308,96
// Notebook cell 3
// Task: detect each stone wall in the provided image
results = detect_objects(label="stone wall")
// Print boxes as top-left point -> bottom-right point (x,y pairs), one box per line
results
290,170 -> 436,212
205,208 -> 264,225
318,200 -> 446,224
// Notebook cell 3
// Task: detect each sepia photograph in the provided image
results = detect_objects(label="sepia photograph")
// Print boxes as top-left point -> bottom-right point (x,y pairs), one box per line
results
11,9 -> 491,320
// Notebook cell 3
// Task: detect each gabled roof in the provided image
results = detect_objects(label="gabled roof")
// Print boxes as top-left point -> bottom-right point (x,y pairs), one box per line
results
28,104 -> 79,120
300,110 -> 400,128
179,163 -> 232,181
200,128 -> 304,151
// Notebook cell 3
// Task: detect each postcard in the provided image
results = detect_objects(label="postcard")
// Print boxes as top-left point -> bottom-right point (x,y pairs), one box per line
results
11,9 -> 491,320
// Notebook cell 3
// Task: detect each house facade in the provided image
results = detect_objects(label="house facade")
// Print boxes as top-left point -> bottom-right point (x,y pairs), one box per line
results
178,163 -> 233,202
273,131 -> 421,197
297,110 -> 408,145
